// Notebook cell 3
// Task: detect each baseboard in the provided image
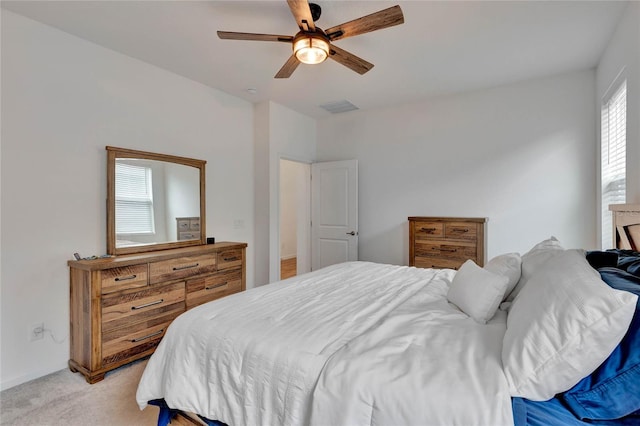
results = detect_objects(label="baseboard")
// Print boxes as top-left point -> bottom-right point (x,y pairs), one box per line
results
0,362 -> 68,391
280,255 -> 296,261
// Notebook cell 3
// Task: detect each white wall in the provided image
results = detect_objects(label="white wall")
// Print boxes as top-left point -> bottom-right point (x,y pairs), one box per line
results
165,161 -> 201,240
253,101 -> 316,286
596,1 -> 640,209
0,11 -> 255,390
317,70 -> 597,266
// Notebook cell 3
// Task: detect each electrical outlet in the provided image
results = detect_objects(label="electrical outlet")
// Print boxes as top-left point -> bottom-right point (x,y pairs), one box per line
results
29,323 -> 44,342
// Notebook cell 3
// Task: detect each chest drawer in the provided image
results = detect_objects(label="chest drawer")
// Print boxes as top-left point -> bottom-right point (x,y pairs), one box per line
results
413,221 -> 444,239
217,249 -> 243,270
101,281 -> 185,332
415,241 -> 476,261
101,264 -> 148,294
178,231 -> 199,240
149,254 -> 217,284
414,257 -> 465,270
177,219 -> 190,231
444,222 -> 477,240
186,268 -> 243,309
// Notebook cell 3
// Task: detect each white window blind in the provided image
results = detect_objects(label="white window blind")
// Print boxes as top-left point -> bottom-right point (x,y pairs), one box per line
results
115,162 -> 155,234
601,80 -> 626,249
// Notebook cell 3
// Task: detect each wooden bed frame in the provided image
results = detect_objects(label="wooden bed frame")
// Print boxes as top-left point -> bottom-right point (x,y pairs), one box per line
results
610,204 -> 640,250
171,411 -> 207,425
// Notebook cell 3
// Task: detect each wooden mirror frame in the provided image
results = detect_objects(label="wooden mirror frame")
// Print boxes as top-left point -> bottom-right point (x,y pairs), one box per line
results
106,146 -> 206,255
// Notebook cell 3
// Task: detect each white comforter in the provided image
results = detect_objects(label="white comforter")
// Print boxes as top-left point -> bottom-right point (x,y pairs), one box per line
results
137,261 -> 513,426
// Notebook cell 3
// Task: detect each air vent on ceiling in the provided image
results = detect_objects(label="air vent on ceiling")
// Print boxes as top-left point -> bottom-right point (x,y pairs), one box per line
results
319,100 -> 359,114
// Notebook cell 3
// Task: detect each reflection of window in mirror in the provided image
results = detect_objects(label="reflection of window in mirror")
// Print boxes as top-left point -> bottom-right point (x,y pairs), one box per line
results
115,162 -> 155,235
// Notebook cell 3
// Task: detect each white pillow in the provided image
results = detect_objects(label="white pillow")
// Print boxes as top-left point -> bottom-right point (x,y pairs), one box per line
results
447,260 -> 510,323
484,253 -> 522,300
502,249 -> 637,401
504,237 -> 564,302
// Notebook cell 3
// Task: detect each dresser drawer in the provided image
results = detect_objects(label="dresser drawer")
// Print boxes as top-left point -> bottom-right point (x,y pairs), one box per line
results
217,249 -> 243,270
149,254 -> 216,284
101,281 -> 185,332
413,221 -> 444,239
414,257 -> 465,270
101,320 -> 172,366
186,268 -> 242,309
444,222 -> 477,240
101,264 -> 148,295
189,218 -> 200,231
415,241 -> 476,261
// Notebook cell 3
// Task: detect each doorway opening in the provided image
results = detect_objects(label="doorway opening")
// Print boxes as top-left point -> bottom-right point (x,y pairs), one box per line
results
279,159 -> 311,280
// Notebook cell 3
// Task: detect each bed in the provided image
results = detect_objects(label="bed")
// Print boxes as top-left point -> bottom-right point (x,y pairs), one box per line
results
137,232 -> 640,425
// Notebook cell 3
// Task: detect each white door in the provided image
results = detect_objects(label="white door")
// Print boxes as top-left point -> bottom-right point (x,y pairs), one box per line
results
311,160 -> 358,270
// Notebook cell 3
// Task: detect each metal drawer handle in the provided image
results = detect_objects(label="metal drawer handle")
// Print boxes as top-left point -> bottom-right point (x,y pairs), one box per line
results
205,282 -> 228,291
115,275 -> 137,282
432,247 -> 457,253
130,329 -> 164,343
131,299 -> 164,310
421,227 -> 437,233
173,263 -> 199,271
451,228 -> 469,233
223,257 -> 238,262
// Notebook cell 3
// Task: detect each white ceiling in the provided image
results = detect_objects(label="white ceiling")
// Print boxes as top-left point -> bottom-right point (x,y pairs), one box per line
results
2,1 -> 627,118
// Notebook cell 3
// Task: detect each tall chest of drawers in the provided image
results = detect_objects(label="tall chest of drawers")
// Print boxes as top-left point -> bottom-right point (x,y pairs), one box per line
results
409,217 -> 487,270
68,242 -> 246,383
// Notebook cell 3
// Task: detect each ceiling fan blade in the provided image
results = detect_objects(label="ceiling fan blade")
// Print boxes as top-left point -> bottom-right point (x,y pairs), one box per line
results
328,45 -> 374,75
325,5 -> 404,41
275,55 -> 301,78
287,0 -> 316,32
217,31 -> 293,43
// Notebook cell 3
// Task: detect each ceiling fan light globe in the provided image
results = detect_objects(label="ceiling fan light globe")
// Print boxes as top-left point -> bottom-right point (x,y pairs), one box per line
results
293,36 -> 329,65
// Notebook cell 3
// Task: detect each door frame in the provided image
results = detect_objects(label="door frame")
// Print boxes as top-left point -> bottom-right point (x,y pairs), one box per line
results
274,154 -> 312,282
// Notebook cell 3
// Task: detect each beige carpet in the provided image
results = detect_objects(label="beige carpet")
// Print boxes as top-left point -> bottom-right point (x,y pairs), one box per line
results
0,359 -> 158,425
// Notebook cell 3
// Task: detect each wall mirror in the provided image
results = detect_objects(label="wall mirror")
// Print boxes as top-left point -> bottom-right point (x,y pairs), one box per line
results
106,146 -> 206,255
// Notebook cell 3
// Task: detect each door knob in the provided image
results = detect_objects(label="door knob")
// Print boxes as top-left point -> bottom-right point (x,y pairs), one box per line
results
346,231 -> 356,236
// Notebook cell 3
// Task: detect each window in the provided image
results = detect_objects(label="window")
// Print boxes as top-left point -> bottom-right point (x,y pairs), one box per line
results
115,162 -> 155,234
601,80 -> 626,249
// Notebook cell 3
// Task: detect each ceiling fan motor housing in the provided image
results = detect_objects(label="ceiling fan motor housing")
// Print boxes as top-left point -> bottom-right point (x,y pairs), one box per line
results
309,3 -> 322,22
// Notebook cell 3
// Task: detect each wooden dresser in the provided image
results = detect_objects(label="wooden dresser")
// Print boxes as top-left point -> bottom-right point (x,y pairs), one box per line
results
68,242 -> 246,383
409,217 -> 487,270
176,217 -> 201,241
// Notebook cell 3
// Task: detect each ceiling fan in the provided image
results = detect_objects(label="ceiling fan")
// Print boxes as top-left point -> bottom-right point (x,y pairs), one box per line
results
217,0 -> 404,78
